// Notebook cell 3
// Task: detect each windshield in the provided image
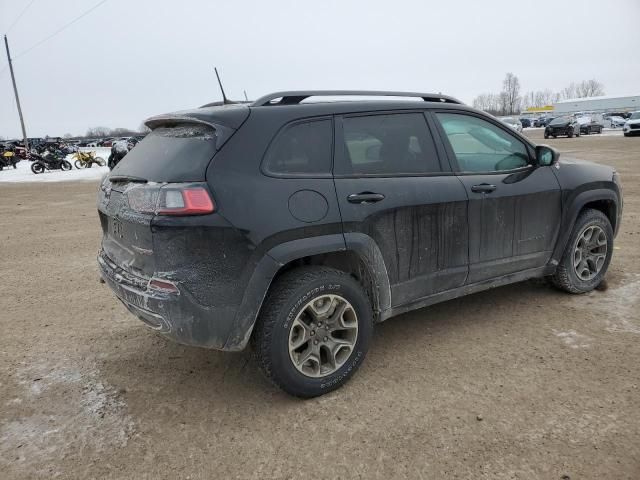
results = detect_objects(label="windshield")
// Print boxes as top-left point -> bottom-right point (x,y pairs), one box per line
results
630,112 -> 640,120
550,116 -> 571,125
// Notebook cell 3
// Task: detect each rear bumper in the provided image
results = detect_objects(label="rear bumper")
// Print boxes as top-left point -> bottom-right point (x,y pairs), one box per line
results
98,250 -> 239,350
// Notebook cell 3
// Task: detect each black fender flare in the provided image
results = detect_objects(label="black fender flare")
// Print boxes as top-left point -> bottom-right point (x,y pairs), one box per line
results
223,233 -> 392,350
550,188 -> 620,265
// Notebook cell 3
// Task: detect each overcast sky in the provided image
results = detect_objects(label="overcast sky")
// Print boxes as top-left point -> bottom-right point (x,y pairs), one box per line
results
1,0 -> 639,138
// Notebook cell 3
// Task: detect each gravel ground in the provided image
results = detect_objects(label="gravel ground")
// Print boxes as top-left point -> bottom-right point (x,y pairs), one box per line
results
0,129 -> 638,479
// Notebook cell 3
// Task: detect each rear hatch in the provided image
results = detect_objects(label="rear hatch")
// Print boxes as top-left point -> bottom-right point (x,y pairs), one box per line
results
97,105 -> 249,279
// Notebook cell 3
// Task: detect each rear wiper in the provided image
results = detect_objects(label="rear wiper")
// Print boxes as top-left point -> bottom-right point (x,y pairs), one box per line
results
109,174 -> 147,183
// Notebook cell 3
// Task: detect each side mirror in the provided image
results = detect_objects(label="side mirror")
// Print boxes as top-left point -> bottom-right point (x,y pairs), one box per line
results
536,145 -> 559,167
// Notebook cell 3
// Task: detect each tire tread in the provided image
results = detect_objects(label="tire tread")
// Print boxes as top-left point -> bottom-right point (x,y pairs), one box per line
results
252,266 -> 369,397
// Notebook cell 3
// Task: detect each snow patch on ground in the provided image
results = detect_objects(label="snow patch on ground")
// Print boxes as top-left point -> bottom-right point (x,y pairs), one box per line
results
602,275 -> 640,334
567,273 -> 640,335
0,148 -> 111,183
0,359 -> 134,476
553,329 -> 592,349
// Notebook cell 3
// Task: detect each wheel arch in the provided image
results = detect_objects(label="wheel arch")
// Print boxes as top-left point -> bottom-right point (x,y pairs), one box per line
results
551,188 -> 620,266
223,233 -> 391,351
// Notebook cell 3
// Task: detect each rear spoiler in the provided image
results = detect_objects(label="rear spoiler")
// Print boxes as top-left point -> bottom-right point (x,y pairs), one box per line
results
144,114 -> 235,150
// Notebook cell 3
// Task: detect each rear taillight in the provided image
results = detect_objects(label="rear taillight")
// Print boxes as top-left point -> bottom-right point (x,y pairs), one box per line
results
157,187 -> 215,215
126,183 -> 215,216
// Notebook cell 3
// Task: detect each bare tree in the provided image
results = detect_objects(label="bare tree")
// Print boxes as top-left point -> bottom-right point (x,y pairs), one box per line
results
560,82 -> 578,100
576,79 -> 605,98
86,126 -> 111,138
500,73 -> 521,115
472,92 -> 503,115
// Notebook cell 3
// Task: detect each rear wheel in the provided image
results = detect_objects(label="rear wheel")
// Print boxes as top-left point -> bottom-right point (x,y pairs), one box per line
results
31,162 -> 45,174
252,266 -> 373,398
61,160 -> 72,171
550,209 -> 613,294
544,132 -> 549,139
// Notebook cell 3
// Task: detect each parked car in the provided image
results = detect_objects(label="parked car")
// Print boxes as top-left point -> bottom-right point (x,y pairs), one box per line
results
499,116 -> 523,133
97,90 -> 622,397
623,111 -> 640,137
606,116 -> 626,128
545,116 -> 580,138
577,115 -> 604,135
519,118 -> 532,128
535,116 -> 554,128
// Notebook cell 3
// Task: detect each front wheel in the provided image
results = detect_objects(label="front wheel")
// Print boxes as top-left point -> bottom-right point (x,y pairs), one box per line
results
544,132 -> 549,139
252,266 -> 373,398
74,159 -> 84,169
61,160 -> 72,171
549,209 -> 613,294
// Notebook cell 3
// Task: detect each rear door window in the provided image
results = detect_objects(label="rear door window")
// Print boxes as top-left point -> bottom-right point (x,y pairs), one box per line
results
337,113 -> 441,175
263,119 -> 333,175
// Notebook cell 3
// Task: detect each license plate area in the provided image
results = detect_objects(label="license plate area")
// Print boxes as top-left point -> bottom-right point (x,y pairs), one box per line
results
111,217 -> 124,239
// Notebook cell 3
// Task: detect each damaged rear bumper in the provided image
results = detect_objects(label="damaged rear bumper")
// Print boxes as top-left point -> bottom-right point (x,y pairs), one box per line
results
98,250 -> 239,350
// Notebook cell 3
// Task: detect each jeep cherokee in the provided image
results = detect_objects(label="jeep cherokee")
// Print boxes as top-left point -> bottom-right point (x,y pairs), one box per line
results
97,90 -> 622,397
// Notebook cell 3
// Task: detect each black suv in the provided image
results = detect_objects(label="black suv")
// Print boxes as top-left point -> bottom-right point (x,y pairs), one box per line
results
97,91 -> 622,397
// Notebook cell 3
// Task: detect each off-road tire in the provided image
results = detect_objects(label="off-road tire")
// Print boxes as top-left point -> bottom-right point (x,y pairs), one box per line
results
252,266 -> 373,398
74,160 -> 84,169
550,208 -> 613,294
61,160 -> 72,171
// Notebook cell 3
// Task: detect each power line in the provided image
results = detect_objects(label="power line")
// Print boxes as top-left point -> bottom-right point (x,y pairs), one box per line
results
13,0 -> 109,60
5,0 -> 38,34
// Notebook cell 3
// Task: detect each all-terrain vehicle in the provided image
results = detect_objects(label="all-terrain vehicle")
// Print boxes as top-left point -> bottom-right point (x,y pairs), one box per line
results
97,91 -> 622,397
0,150 -> 19,170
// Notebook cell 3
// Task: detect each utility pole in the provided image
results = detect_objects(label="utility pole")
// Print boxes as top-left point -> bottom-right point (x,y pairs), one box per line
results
4,35 -> 29,151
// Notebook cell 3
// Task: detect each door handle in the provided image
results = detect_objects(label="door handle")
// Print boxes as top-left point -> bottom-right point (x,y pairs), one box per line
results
470,183 -> 497,193
347,192 -> 385,204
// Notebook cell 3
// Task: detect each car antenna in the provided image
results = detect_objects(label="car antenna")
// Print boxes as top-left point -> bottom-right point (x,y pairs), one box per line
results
214,67 -> 230,104
243,90 -> 248,101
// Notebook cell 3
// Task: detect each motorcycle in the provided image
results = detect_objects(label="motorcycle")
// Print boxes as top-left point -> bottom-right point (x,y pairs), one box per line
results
31,151 -> 72,174
72,150 -> 105,169
0,151 -> 19,170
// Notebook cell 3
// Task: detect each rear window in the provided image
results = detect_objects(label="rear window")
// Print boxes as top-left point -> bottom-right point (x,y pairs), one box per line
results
263,119 -> 333,175
110,124 -> 218,182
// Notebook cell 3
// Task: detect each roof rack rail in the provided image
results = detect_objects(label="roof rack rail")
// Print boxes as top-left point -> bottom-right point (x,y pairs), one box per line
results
252,90 -> 462,107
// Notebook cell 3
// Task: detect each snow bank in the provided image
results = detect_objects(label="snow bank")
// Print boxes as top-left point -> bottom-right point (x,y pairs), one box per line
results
0,148 -> 112,184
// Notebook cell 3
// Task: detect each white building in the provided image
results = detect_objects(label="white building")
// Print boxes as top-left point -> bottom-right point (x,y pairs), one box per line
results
553,95 -> 640,115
